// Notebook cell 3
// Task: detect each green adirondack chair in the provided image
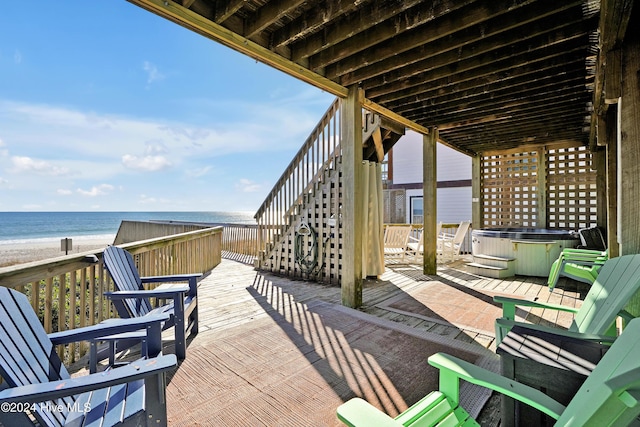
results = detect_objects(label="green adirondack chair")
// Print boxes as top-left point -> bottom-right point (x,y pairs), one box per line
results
337,317 -> 640,426
547,248 -> 608,291
495,254 -> 640,346
547,226 -> 609,291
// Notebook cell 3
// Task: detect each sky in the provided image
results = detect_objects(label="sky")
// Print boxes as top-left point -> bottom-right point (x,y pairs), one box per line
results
0,1 -> 335,212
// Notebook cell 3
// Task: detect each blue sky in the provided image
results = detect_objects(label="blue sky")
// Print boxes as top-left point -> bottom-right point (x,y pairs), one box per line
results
0,1 -> 334,212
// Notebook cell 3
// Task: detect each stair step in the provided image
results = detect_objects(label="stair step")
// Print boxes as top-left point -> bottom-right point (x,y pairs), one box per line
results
472,254 -> 516,262
467,262 -> 507,270
467,262 -> 515,279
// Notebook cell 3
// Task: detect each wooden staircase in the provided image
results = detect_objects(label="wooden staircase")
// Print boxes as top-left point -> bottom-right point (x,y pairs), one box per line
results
254,97 -> 403,282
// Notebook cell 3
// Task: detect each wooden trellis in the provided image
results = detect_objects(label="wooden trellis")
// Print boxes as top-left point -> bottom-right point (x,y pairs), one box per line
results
481,143 -> 597,229
262,160 -> 343,284
546,144 -> 597,229
481,150 -> 539,228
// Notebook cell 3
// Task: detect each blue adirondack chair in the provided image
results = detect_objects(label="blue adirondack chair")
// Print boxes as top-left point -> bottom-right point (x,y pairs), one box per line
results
337,317 -> 640,426
0,286 -> 176,427
495,254 -> 640,346
102,245 -> 201,360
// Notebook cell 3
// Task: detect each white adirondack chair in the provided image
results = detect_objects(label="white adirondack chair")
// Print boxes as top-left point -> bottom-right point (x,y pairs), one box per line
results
383,225 -> 412,263
437,221 -> 471,262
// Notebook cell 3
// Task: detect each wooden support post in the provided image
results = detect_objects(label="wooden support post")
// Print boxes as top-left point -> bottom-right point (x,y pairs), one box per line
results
423,128 -> 438,275
594,148 -> 607,230
472,155 -> 482,229
619,23 -> 640,255
341,86 -> 363,308
604,107 -> 619,257
536,147 -> 547,228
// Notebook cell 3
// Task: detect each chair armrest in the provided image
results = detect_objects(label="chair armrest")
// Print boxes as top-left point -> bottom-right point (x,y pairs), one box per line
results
0,355 -> 176,404
429,353 -> 566,420
495,318 -> 617,345
337,398 -> 403,427
494,295 -> 579,320
338,353 -> 567,426
141,274 -> 201,284
104,287 -> 189,300
561,248 -> 607,257
48,314 -> 170,345
141,274 -> 200,298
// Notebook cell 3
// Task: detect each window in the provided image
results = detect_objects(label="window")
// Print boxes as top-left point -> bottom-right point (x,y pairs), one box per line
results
410,196 -> 423,224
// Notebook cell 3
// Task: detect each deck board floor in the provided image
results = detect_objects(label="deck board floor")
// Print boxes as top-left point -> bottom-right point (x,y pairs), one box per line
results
81,255 -> 590,426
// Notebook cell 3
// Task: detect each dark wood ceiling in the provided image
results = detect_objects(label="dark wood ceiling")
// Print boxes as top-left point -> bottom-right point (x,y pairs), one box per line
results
128,0 -> 612,156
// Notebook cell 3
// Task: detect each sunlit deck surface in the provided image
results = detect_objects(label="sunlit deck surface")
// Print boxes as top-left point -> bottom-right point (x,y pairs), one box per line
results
90,254 -> 588,426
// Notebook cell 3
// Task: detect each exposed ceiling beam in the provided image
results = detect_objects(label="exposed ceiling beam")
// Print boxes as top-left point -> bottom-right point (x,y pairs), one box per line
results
289,0 -> 435,63
371,42 -> 588,104
307,0 -> 477,70
391,66 -> 587,114
269,0 -> 361,48
213,0 -> 245,24
331,1 -> 589,84
244,0 -> 306,39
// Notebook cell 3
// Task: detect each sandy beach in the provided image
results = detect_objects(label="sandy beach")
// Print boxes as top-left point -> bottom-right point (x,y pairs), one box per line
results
0,237 -> 115,268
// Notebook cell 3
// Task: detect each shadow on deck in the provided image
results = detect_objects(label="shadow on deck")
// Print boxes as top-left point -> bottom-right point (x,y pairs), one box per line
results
85,256 -> 590,426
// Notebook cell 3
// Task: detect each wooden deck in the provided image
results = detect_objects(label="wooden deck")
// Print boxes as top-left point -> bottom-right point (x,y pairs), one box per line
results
82,255 -> 590,426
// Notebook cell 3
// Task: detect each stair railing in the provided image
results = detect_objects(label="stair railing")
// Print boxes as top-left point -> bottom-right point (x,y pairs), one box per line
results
254,98 -> 342,261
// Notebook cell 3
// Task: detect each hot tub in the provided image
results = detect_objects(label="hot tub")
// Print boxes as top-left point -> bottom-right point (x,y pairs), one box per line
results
472,228 -> 580,277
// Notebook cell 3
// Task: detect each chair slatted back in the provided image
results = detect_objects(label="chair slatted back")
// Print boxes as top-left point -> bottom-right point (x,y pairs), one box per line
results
103,246 -> 153,317
0,287 -> 73,426
578,226 -> 607,251
572,254 -> 640,334
452,221 -> 471,245
384,226 -> 412,249
557,317 -> 640,425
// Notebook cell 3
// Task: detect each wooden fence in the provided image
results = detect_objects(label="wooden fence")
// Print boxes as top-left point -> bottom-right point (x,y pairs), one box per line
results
0,226 -> 222,365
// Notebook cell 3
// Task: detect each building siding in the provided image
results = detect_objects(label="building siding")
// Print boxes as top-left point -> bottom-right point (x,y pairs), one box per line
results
390,130 -> 472,223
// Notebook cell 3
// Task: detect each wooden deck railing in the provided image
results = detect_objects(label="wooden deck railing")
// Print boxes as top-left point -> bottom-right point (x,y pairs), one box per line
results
0,226 -> 222,365
221,223 -> 258,257
119,219 -> 258,258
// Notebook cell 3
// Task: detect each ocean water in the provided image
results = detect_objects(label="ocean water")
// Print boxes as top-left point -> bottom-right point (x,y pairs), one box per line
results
0,211 -> 255,245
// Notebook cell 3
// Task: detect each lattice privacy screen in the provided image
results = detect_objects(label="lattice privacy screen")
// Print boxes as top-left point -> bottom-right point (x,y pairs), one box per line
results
481,144 -> 597,229
546,145 -> 597,229
383,189 -> 406,224
482,151 -> 539,227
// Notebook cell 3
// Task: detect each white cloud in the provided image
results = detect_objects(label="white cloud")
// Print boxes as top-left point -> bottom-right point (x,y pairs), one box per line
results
0,100 -> 326,162
138,194 -> 171,205
13,50 -> 22,64
185,166 -> 212,178
143,61 -> 164,85
144,141 -> 168,155
0,177 -> 8,185
11,156 -> 71,176
237,178 -> 261,193
76,184 -> 114,197
57,189 -> 72,195
122,154 -> 172,171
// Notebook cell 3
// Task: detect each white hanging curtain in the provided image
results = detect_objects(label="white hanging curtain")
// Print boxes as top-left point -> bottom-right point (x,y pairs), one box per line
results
362,160 -> 385,277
